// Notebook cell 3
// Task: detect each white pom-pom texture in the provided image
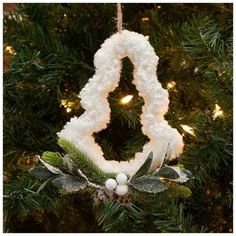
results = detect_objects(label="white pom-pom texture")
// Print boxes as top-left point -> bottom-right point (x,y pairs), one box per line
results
58,30 -> 184,176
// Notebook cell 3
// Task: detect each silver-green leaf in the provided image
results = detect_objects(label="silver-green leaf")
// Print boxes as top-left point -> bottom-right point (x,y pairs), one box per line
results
131,152 -> 153,180
30,166 -> 54,179
155,166 -> 180,179
38,156 -> 64,175
130,176 -> 167,194
157,166 -> 192,183
51,175 -> 87,193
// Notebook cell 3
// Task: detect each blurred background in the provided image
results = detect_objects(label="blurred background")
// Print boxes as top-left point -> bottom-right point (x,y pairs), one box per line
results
3,3 -> 233,233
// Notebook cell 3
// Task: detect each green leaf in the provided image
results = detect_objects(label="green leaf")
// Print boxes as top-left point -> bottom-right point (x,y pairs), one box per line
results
42,151 -> 63,167
130,176 -> 167,194
131,151 -> 153,180
155,166 -> 180,179
30,166 -> 54,179
51,175 -> 87,193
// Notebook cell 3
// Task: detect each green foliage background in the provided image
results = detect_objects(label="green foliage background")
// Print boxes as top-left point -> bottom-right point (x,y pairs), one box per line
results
3,3 -> 232,233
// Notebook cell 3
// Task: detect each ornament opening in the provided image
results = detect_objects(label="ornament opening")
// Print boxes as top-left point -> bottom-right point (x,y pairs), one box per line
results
93,57 -> 149,162
58,30 -> 184,176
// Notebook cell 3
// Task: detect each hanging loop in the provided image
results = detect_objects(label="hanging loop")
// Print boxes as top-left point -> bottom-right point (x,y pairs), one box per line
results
117,3 -> 123,32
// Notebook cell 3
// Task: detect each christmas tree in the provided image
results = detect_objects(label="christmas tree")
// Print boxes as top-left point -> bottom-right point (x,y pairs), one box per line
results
3,3 -> 233,233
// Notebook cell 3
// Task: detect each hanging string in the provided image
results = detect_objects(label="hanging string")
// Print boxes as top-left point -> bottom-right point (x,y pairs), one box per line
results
117,3 -> 123,32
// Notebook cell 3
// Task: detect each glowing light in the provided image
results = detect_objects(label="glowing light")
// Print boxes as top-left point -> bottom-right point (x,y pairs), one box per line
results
61,99 -> 76,113
167,81 -> 176,89
194,67 -> 199,73
67,101 -> 75,107
66,107 -> 72,113
64,13 -> 67,17
120,95 -> 133,105
61,99 -> 67,106
181,124 -> 195,136
142,17 -> 149,22
213,104 -> 223,120
5,46 -> 16,55
157,5 -> 161,9
181,60 -> 187,66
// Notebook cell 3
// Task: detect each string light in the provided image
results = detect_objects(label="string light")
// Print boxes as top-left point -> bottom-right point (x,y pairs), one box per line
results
181,124 -> 195,136
141,17 -> 149,22
60,99 -> 75,113
67,101 -> 74,107
167,81 -> 176,89
120,95 -> 133,105
212,104 -> 224,120
61,99 -> 67,106
66,107 -> 72,113
5,46 -> 16,55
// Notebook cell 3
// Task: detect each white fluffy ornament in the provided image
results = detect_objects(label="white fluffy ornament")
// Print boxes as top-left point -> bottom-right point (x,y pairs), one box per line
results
105,178 -> 117,191
115,184 -> 128,196
116,173 -> 128,185
58,30 -> 184,176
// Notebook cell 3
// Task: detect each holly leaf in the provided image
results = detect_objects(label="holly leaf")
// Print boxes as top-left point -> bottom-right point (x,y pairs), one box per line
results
30,166 -> 55,179
130,176 -> 167,194
155,166 -> 180,179
51,175 -> 87,193
131,152 -> 153,180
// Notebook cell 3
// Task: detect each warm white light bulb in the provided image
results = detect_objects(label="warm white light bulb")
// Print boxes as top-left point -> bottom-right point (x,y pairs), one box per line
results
61,99 -> 67,106
5,46 -> 16,55
181,124 -> 195,136
66,107 -> 72,113
120,95 -> 133,104
212,104 -> 223,120
167,81 -> 176,89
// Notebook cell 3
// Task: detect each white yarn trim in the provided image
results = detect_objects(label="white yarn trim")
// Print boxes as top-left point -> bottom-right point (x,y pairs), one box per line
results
58,30 -> 184,176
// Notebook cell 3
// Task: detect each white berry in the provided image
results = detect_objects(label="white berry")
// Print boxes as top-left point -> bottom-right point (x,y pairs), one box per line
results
116,173 -> 128,185
105,178 -> 117,191
115,184 -> 128,196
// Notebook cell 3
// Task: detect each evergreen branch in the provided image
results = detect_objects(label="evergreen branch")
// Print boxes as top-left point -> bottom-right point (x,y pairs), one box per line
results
165,182 -> 192,199
95,201 -> 144,232
57,138 -> 115,184
152,201 -> 193,233
42,151 -> 63,167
